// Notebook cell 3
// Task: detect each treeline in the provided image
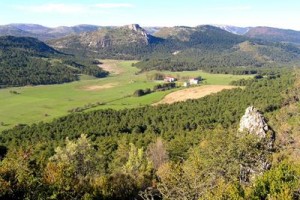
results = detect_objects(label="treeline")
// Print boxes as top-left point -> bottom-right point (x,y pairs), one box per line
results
61,58 -> 108,78
134,57 -> 261,74
133,83 -> 177,97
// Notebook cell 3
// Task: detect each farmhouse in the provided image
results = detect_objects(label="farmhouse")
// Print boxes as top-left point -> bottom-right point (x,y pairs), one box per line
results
164,76 -> 176,83
189,78 -> 200,85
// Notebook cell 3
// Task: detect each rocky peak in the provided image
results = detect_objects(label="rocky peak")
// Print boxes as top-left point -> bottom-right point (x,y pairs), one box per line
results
126,24 -> 143,31
123,24 -> 148,37
239,106 -> 269,138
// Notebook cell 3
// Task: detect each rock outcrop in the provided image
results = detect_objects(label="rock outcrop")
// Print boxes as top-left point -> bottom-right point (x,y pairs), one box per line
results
238,106 -> 275,184
239,106 -> 269,138
125,24 -> 147,35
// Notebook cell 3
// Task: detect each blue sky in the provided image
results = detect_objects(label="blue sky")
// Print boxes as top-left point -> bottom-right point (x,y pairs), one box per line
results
1,0 -> 299,30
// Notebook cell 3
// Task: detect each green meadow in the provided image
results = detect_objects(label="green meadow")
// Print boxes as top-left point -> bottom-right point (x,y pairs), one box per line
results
0,60 -> 252,131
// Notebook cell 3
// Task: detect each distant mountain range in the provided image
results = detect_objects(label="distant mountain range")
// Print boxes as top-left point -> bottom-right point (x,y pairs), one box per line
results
1,23 -> 300,73
213,25 -> 300,44
1,23 -> 300,45
46,23 -> 300,70
0,24 -> 101,41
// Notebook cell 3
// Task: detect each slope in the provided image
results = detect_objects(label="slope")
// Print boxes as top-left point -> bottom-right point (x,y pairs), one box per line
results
0,36 -> 108,88
245,26 -> 300,44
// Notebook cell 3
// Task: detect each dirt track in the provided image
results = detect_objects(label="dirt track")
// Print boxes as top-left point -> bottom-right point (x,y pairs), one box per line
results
153,85 -> 237,105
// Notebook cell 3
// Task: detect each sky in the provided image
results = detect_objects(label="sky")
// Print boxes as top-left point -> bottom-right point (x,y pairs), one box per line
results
0,0 -> 300,30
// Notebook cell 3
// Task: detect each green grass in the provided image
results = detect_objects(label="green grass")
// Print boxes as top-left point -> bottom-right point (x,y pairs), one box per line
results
0,60 -> 252,132
146,70 -> 250,85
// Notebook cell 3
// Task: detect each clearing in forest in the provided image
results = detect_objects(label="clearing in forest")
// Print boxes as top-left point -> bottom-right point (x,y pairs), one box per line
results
98,60 -> 124,75
82,83 -> 119,91
153,85 -> 237,105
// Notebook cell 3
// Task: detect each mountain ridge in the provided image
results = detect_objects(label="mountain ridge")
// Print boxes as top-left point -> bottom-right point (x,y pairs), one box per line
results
2,23 -> 300,45
0,23 -> 101,41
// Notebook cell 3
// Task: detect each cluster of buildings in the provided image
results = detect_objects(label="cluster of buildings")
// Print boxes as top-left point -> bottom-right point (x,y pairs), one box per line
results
163,76 -> 201,87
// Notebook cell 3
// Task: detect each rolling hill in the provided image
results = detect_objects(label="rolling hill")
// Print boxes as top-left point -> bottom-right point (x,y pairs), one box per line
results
0,35 -> 58,54
213,25 -> 300,44
49,24 -> 161,48
245,26 -> 300,44
48,24 -> 163,59
0,36 -> 108,88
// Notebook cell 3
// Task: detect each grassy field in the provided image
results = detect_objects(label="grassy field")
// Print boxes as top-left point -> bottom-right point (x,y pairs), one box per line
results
0,60 -> 252,131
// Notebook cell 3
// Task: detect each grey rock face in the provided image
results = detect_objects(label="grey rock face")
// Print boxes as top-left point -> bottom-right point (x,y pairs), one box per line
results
239,106 -> 269,138
123,24 -> 149,43
126,24 -> 142,32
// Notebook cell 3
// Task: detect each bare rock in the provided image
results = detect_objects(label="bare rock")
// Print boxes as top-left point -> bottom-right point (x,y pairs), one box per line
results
239,106 -> 269,138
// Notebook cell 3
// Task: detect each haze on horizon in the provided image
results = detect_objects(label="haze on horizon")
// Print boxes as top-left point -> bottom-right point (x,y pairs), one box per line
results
0,0 -> 300,30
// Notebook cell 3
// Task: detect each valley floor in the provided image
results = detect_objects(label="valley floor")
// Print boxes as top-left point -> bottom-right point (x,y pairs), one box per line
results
0,60 -> 252,131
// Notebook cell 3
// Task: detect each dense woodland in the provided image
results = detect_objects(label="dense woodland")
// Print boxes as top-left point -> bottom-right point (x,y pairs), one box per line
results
1,70 -> 299,199
134,42 -> 300,73
0,36 -> 108,88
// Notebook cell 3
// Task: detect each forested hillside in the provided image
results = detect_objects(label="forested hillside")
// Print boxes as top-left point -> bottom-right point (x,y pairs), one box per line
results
48,24 -> 300,71
0,36 -> 108,88
1,69 -> 299,199
134,39 -> 300,73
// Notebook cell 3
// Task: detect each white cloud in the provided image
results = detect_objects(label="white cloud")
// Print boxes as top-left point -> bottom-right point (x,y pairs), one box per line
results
15,3 -> 134,14
95,3 -> 134,8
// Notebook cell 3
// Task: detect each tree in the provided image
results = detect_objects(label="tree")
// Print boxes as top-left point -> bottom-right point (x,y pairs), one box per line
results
248,161 -> 300,200
147,138 -> 169,170
44,134 -> 100,199
123,143 -> 153,188
0,148 -> 43,199
0,145 -> 7,160
133,89 -> 145,97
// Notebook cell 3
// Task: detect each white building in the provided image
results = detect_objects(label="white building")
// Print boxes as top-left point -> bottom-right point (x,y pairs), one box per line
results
164,76 -> 176,82
189,78 -> 199,85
